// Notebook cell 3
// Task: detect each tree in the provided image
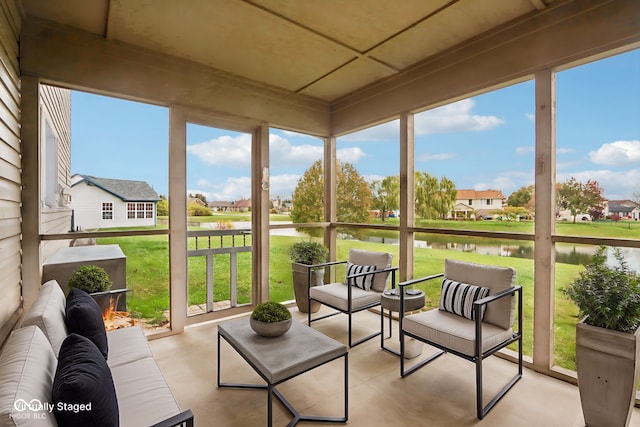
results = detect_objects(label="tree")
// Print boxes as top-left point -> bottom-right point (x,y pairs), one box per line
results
508,186 -> 532,207
558,177 -> 605,223
156,198 -> 168,216
370,175 -> 399,221
290,160 -> 373,232
414,172 -> 457,219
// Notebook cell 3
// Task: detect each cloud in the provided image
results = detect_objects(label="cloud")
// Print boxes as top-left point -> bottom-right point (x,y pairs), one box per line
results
525,113 -> 535,121
589,140 -> 640,166
416,152 -> 455,162
557,168 -> 640,200
414,99 -> 505,135
516,146 -> 533,155
337,147 -> 367,163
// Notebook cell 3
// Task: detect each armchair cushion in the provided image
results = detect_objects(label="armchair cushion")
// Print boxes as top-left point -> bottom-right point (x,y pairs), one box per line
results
310,283 -> 381,311
403,309 -> 513,357
444,260 -> 516,329
345,262 -> 376,291
439,279 -> 490,321
347,249 -> 392,292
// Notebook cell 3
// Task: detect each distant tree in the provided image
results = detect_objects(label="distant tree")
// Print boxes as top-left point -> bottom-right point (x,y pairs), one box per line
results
370,175 -> 399,221
414,172 -> 457,219
156,198 -> 168,216
188,202 -> 212,216
634,192 -> 640,204
495,206 -> 531,221
290,160 -> 373,233
588,205 -> 605,221
508,186 -> 532,207
558,177 -> 605,223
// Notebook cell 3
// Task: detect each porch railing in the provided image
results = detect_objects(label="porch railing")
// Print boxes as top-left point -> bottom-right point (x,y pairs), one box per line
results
187,229 -> 251,314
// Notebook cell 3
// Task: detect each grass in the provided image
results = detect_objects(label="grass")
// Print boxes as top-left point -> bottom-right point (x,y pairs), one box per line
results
96,216 -> 639,370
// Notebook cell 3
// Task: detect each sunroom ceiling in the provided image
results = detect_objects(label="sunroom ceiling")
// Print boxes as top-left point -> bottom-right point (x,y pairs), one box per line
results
22,0 -> 556,102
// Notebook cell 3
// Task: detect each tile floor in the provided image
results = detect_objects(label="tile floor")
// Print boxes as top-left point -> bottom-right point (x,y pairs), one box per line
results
148,307 -> 640,426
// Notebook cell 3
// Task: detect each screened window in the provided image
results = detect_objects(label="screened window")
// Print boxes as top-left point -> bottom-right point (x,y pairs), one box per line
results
102,203 -> 113,220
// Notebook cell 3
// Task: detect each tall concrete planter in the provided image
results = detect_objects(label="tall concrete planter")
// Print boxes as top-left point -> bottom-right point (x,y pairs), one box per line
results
291,263 -> 323,313
576,320 -> 640,427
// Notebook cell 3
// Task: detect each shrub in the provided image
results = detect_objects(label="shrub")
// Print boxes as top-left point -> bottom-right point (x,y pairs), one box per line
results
251,301 -> 291,323
289,241 -> 328,265
563,246 -> 640,333
67,265 -> 112,293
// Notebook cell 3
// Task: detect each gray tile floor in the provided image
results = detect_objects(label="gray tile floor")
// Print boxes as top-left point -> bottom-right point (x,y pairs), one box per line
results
149,307 -> 640,426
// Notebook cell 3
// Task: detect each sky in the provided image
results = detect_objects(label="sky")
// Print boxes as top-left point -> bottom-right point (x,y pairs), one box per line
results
71,48 -> 639,202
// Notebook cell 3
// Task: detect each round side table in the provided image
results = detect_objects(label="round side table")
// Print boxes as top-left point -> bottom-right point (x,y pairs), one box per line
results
380,288 -> 425,357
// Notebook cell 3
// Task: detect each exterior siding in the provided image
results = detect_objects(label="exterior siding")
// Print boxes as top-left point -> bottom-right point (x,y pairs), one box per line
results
0,0 -> 22,342
71,181 -> 157,229
40,85 -> 72,260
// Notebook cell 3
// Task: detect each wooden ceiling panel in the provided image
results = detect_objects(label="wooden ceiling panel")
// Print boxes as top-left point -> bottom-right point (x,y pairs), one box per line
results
22,0 -> 109,35
249,0 -> 452,52
107,0 -> 356,91
300,57 -> 397,101
369,0 -> 538,70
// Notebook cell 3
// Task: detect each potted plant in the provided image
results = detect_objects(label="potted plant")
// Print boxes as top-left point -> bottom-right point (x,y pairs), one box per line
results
250,301 -> 292,337
67,265 -> 114,313
289,241 -> 329,313
563,245 -> 640,427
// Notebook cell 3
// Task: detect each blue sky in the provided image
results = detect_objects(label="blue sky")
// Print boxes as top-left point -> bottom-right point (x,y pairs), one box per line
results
71,48 -> 639,202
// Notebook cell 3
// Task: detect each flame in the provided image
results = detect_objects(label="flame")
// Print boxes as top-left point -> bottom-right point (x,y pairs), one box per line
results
102,297 -> 135,331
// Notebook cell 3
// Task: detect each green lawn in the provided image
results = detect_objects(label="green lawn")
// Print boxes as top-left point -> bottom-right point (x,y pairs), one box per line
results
97,229 -> 589,370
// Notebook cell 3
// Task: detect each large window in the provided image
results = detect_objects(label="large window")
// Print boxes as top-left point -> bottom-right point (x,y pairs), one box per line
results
102,202 -> 113,220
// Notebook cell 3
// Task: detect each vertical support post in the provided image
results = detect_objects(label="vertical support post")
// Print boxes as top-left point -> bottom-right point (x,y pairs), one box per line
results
252,124 -> 270,303
399,113 -> 415,282
534,69 -> 557,371
324,136 -> 337,261
21,76 -> 42,310
169,106 -> 187,333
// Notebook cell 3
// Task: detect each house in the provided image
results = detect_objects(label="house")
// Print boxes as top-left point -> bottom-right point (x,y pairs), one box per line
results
69,174 -> 161,229
208,201 -> 234,212
232,198 -> 251,213
453,190 -> 505,219
606,200 -> 640,220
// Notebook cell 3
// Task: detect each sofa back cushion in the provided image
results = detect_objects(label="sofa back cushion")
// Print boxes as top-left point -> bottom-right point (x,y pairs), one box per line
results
0,326 -> 58,427
20,280 -> 68,356
65,289 -> 109,360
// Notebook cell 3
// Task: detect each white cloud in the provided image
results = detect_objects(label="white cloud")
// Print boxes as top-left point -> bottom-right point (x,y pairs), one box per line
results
589,140 -> 640,166
190,173 -> 302,201
416,152 -> 455,162
525,113 -> 535,121
557,168 -> 640,200
516,146 -> 534,155
415,99 -> 505,135
337,147 -> 367,163
557,148 -> 575,154
186,134 -> 252,168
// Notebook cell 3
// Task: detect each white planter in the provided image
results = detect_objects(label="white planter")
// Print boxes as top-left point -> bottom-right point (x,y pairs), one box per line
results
576,320 -> 640,427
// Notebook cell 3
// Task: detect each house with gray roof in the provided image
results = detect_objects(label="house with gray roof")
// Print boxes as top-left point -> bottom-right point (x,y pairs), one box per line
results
69,174 -> 161,229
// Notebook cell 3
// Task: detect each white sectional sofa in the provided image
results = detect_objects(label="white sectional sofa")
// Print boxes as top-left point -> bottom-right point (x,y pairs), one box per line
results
0,280 -> 193,427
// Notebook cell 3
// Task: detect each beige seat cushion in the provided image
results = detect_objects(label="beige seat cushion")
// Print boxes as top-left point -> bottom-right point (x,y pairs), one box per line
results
347,249 -> 393,292
20,280 -> 68,356
310,282 -> 381,311
106,326 -> 153,368
444,259 -> 516,329
403,309 -> 513,357
0,326 -> 58,427
110,358 -> 180,427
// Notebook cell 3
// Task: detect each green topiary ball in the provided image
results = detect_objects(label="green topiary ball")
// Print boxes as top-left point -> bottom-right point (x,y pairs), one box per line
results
251,301 -> 292,323
67,265 -> 112,293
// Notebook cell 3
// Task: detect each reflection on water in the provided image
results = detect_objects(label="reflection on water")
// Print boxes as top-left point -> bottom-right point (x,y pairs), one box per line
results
348,234 -> 639,267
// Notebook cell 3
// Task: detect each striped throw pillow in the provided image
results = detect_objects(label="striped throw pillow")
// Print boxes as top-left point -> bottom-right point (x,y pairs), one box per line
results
346,262 -> 377,291
439,278 -> 490,320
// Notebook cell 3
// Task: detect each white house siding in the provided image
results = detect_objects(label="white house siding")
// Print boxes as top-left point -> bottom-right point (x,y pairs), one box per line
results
71,181 -> 157,229
40,85 -> 72,261
0,0 -> 22,343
